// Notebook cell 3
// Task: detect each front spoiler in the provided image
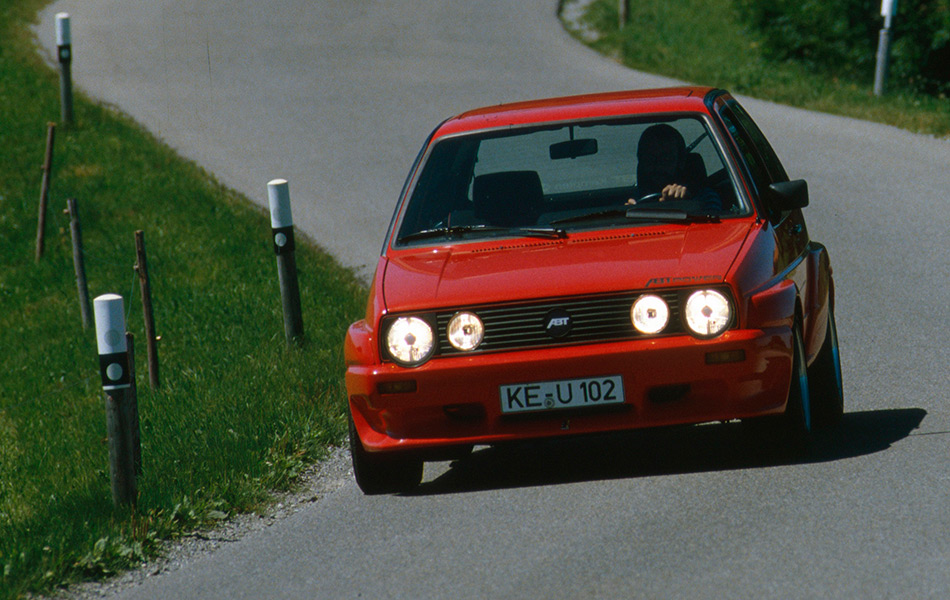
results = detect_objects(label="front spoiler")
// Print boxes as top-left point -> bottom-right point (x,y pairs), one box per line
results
347,327 -> 792,453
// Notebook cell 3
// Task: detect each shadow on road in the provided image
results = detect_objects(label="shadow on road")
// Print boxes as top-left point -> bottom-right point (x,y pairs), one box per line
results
413,408 -> 927,495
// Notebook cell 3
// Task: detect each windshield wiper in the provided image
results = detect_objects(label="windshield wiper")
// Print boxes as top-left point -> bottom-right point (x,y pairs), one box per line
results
398,224 -> 567,244
549,209 -> 627,226
551,208 -> 719,226
514,226 -> 569,239
398,225 -> 500,243
624,208 -> 720,223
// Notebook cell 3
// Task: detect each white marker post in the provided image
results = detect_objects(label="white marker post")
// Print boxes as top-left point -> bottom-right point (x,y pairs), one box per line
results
619,0 -> 630,28
874,0 -> 897,96
268,179 -> 304,344
94,294 -> 136,507
55,13 -> 74,124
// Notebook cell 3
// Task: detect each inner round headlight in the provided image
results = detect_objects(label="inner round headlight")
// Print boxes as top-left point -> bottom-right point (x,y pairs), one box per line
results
447,311 -> 484,351
385,316 -> 434,366
685,290 -> 732,337
631,294 -> 670,334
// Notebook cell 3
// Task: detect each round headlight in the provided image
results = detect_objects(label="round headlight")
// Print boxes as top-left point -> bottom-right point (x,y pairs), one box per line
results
685,290 -> 732,337
385,316 -> 434,366
447,311 -> 484,351
631,294 -> 670,335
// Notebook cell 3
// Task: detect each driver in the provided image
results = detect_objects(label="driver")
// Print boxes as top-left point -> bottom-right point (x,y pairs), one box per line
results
628,124 -> 721,210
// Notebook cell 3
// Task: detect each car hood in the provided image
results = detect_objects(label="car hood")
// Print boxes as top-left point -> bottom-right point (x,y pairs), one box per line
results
382,221 -> 754,311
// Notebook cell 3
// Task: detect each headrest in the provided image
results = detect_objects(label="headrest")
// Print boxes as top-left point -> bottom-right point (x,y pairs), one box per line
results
683,152 -> 707,188
472,171 -> 543,227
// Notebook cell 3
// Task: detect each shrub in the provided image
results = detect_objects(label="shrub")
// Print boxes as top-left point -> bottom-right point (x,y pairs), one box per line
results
736,0 -> 950,95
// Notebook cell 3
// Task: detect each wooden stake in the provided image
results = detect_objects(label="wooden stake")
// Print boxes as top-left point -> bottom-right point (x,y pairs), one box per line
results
134,230 -> 160,389
35,123 -> 56,262
126,332 -> 142,476
66,198 -> 92,328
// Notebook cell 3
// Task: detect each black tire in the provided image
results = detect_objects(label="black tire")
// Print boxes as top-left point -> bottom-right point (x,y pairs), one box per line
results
781,324 -> 813,447
808,308 -> 844,428
348,414 -> 423,495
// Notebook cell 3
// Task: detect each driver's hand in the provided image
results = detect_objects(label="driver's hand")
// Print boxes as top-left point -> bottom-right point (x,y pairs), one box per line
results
661,184 -> 688,200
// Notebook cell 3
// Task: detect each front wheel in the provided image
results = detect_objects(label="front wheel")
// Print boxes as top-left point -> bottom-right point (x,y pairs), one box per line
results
808,308 -> 844,428
741,324 -> 814,450
348,414 -> 423,495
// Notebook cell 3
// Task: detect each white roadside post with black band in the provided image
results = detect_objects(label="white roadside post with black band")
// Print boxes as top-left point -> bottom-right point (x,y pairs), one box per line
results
55,13 -> 73,124
93,294 -> 137,507
268,179 -> 304,344
874,0 -> 897,95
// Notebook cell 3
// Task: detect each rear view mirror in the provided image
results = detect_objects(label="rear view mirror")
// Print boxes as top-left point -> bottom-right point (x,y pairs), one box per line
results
550,138 -> 598,160
767,179 -> 808,210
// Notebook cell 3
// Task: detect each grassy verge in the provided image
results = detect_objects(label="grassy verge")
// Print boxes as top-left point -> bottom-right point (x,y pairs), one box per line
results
563,0 -> 950,137
0,1 -> 365,598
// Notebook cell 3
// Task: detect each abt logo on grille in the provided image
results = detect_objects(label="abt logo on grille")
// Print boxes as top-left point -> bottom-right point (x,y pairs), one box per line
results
544,309 -> 573,338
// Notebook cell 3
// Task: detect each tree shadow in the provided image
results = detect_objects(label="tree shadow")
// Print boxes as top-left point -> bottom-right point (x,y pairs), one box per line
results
411,408 -> 927,495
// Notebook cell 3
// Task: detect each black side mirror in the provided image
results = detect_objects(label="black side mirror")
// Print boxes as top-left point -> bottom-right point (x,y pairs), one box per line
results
767,179 -> 809,210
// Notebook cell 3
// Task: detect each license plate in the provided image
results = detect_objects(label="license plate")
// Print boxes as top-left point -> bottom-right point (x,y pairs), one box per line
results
500,375 -> 625,414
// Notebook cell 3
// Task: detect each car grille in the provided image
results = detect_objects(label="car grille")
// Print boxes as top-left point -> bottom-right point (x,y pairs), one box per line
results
433,289 -> 686,357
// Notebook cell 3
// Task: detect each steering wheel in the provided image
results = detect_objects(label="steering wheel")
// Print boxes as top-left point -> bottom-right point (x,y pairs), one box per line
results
634,192 -> 663,204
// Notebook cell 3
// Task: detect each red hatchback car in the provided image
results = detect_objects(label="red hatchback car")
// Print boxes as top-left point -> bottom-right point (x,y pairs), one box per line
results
344,87 -> 843,494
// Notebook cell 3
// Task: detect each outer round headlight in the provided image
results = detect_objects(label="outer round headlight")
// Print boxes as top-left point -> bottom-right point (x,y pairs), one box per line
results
385,316 -> 434,366
631,295 -> 670,334
685,290 -> 732,337
447,311 -> 484,351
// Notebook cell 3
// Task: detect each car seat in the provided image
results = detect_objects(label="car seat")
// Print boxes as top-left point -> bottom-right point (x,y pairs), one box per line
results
683,152 -> 707,190
472,171 -> 543,227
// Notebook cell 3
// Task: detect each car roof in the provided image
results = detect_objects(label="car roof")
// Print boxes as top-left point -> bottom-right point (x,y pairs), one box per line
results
433,87 -> 720,138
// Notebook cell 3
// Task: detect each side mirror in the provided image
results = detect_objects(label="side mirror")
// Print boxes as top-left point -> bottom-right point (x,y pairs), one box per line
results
767,179 -> 808,210
549,138 -> 598,160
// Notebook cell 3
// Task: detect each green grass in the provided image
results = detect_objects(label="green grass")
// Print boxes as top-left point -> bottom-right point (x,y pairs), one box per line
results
0,1 -> 365,597
566,0 -> 950,137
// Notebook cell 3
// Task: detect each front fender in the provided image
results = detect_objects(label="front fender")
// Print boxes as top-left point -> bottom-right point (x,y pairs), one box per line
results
803,242 -> 834,363
746,278 -> 797,331
345,320 -> 377,367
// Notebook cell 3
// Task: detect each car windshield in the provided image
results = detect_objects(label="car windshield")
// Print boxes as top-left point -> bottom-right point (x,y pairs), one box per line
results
394,115 -> 748,246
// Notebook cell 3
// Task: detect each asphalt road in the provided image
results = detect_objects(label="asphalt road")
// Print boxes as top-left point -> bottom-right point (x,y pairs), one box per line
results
37,1 -> 950,598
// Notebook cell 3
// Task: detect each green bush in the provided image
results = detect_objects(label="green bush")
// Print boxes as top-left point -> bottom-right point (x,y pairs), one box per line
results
736,0 -> 950,95
893,0 -> 950,94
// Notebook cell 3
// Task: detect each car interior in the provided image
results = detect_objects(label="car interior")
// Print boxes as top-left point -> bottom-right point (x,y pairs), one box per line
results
396,116 -> 745,242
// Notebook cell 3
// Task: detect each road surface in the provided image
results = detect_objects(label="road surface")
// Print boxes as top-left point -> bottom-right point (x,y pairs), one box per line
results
37,1 -> 950,598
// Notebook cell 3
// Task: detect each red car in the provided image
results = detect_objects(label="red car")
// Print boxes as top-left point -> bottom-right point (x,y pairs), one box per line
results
344,87 -> 843,494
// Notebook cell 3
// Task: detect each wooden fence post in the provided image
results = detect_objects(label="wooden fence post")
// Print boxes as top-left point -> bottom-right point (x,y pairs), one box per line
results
35,123 -> 56,262
66,198 -> 92,328
134,230 -> 160,389
126,332 -> 142,476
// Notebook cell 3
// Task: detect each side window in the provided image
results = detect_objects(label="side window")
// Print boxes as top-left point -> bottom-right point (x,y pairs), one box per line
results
718,106 -> 770,195
728,101 -> 789,183
718,102 -> 789,221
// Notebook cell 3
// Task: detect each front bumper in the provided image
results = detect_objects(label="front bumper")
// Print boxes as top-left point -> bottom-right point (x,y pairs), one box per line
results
346,327 -> 793,453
